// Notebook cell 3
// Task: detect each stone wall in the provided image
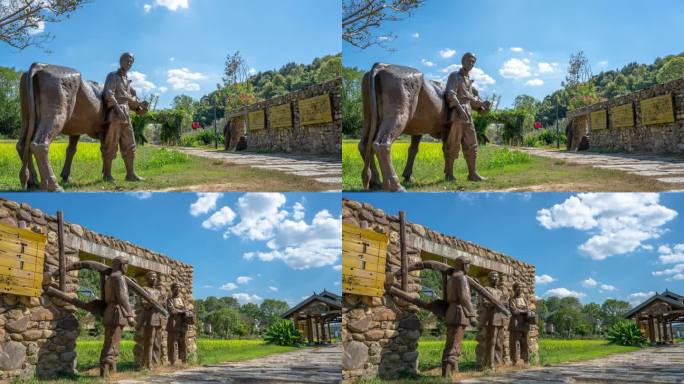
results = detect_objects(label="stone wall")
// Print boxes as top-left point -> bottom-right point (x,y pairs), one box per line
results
567,78 -> 684,153
0,198 -> 195,380
225,79 -> 341,155
341,199 -> 537,382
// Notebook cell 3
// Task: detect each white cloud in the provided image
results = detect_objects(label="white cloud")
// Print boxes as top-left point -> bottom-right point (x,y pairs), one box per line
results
167,67 -> 207,91
202,206 -> 237,230
652,263 -> 684,278
600,284 -> 617,291
28,20 -> 45,35
293,202 -> 305,220
128,71 -> 156,92
248,68 -> 257,75
333,264 -> 342,271
190,193 -> 222,216
169,57 -> 175,62
537,62 -> 555,74
232,293 -> 262,304
377,35 -> 391,42
641,244 -> 654,251
227,193 -> 288,240
412,32 -> 420,38
220,282 -> 237,291
525,78 -> 544,87
510,47 -> 524,53
535,274 -> 556,284
421,59 -> 435,67
439,48 -> 456,59
545,288 -> 585,299
536,193 -> 678,260
143,4 -> 152,12
236,276 -> 252,284
154,0 -> 188,11
658,243 -> 684,264
158,86 -> 168,93
127,192 -> 153,200
499,58 -> 531,78
581,277 -> 598,287
268,286 -> 278,292
597,60 -> 609,67
627,291 -> 655,306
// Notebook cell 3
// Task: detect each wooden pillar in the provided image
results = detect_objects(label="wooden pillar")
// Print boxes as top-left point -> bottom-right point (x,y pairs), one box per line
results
306,316 -> 313,343
57,211 -> 66,291
327,322 -> 332,342
670,322 -> 675,344
648,317 -> 656,345
399,211 -> 407,292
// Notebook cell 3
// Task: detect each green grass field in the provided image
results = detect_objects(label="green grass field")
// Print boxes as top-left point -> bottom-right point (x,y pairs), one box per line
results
342,139 -> 668,191
0,140 -> 328,191
12,339 -> 297,384
361,338 -> 641,383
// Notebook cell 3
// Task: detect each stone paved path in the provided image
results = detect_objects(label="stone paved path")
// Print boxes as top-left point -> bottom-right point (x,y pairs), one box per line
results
462,344 -> 684,383
118,344 -> 341,383
175,147 -> 341,191
517,148 -> 684,190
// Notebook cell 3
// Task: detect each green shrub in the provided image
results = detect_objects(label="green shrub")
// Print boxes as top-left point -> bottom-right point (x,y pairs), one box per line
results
263,320 -> 304,347
523,128 -> 567,147
606,320 -> 647,346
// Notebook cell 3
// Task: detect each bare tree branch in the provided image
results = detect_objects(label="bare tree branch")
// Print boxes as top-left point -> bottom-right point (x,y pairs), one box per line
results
0,0 -> 89,50
342,0 -> 425,50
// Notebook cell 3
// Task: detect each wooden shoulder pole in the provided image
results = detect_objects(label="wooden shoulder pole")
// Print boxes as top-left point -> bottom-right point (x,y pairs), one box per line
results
399,211 -> 407,292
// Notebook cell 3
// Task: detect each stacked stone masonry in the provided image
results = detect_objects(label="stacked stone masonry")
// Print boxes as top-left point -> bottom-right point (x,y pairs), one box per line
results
568,78 -> 684,153
341,199 -> 537,382
0,198 -> 195,380
225,79 -> 341,155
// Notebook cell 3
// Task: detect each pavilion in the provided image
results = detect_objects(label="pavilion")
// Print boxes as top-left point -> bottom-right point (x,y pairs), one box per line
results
625,290 -> 684,345
283,290 -> 342,345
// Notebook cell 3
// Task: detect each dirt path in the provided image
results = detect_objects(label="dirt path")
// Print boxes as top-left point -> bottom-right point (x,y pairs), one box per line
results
117,344 -> 341,383
173,147 -> 341,191
516,148 -> 684,190
461,344 -> 684,383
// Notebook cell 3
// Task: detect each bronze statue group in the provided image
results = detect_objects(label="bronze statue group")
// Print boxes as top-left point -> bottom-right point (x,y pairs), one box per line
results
387,257 -> 535,379
100,256 -> 193,378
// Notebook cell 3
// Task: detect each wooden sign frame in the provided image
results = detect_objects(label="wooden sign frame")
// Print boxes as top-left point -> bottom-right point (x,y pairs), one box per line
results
269,103 -> 293,129
641,93 -> 675,126
248,110 -> 265,131
298,94 -> 333,126
342,224 -> 388,297
591,110 -> 607,130
0,223 -> 47,297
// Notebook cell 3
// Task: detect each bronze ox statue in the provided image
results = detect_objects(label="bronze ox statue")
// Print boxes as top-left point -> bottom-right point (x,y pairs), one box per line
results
17,63 -> 148,192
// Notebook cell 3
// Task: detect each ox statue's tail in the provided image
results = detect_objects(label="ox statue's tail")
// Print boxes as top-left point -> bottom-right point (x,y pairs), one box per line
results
18,63 -> 43,189
361,63 -> 384,190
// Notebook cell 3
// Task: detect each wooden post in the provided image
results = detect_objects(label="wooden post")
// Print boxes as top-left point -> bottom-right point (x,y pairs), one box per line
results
399,211 -> 407,292
57,211 -> 66,292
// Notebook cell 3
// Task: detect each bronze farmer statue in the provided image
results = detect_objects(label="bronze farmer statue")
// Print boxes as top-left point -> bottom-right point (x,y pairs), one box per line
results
102,52 -> 148,182
359,52 -> 490,192
480,271 -> 507,369
167,282 -> 193,365
100,256 -> 136,377
140,271 -> 164,369
442,257 -> 477,378
444,52 -> 491,182
509,282 -> 534,365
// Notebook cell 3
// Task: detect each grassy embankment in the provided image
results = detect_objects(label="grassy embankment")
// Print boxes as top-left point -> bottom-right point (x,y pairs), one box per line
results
342,139 -> 668,192
360,338 -> 641,383
0,140 -> 327,191
13,339 -> 297,384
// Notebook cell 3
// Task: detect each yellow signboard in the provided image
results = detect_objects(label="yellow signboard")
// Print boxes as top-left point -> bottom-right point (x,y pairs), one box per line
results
248,110 -> 265,131
611,103 -> 634,128
0,223 -> 46,297
298,94 -> 333,126
270,103 -> 292,129
641,93 -> 675,126
591,110 -> 607,130
342,224 -> 388,297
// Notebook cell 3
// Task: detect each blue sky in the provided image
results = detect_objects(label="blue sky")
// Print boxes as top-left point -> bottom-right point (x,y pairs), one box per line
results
1,0 -> 340,108
343,192 -> 684,307
0,192 -> 341,306
343,0 -> 684,108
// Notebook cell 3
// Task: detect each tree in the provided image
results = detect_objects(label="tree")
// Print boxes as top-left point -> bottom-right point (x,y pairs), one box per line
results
341,66 -> 364,137
513,95 -> 540,116
259,299 -> 290,329
601,299 -> 631,329
0,66 -> 21,138
544,296 -> 590,338
656,56 -> 684,84
205,308 -> 248,339
0,0 -> 88,49
239,303 -> 263,334
565,51 -> 592,86
172,95 -> 195,115
342,0 -> 424,49
223,51 -> 249,86
582,302 -> 603,335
